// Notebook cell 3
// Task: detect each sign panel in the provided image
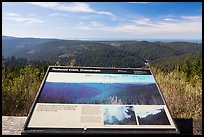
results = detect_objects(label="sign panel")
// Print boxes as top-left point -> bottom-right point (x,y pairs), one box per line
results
22,66 -> 179,134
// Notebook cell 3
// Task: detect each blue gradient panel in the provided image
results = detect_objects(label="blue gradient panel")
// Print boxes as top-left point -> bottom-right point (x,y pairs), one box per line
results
38,80 -> 164,105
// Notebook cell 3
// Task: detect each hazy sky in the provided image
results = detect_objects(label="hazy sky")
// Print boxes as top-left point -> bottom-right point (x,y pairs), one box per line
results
2,2 -> 202,40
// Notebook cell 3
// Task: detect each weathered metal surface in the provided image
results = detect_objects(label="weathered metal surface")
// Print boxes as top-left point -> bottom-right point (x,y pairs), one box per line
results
2,116 -> 202,135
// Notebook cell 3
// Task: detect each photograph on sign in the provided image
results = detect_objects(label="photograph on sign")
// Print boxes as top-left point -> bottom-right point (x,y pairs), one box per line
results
135,105 -> 170,125
38,72 -> 164,105
103,106 -> 137,125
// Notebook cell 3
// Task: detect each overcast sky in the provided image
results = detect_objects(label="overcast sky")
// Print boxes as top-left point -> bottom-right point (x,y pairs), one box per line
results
2,2 -> 202,40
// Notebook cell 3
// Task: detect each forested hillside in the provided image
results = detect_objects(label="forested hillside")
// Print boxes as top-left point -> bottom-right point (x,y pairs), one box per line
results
2,36 -> 202,68
2,36 -> 202,124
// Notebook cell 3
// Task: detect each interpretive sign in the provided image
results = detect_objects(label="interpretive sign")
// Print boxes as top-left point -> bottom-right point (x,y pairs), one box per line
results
21,66 -> 179,134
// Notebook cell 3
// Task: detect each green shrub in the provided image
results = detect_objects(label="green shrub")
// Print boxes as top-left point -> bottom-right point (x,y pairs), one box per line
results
2,66 -> 44,116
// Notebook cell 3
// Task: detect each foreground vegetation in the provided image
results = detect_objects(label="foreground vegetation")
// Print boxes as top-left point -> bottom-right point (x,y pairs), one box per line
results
2,57 -> 48,116
152,68 -> 202,119
151,55 -> 202,119
2,56 -> 202,120
2,66 -> 45,116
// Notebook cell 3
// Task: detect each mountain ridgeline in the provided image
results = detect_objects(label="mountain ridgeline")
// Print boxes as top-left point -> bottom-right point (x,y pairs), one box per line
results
2,36 -> 202,68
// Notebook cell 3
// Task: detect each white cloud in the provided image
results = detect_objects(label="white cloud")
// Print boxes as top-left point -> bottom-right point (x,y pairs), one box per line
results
164,18 -> 173,21
132,18 -> 154,26
79,22 -> 84,25
26,2 -> 59,9
27,2 -> 94,13
6,12 -> 20,17
27,2 -> 113,16
97,11 -> 113,16
58,2 -> 95,13
78,21 -> 105,30
48,13 -> 71,17
4,11 -> 45,24
6,17 -> 45,24
90,21 -> 105,27
48,13 -> 60,17
77,15 -> 202,39
111,16 -> 202,34
163,18 -> 182,22
181,16 -> 202,22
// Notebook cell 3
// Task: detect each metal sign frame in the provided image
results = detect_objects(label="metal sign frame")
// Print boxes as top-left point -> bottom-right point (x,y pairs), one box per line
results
21,66 -> 179,135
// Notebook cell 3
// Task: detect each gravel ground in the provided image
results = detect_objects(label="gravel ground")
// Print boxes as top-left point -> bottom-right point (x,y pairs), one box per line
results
2,116 -> 27,135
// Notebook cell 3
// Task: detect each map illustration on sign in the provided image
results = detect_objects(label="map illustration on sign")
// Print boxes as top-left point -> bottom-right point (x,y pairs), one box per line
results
22,66 -> 179,134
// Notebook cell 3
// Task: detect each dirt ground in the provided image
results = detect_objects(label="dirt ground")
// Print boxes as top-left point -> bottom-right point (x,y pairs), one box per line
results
193,119 -> 202,135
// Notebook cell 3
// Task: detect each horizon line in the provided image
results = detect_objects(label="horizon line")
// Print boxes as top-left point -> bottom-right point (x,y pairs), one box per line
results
2,35 -> 202,43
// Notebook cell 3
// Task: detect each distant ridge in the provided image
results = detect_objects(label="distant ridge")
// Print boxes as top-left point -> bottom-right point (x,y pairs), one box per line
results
2,35 -> 202,43
2,36 -> 18,40
2,35 -> 60,41
2,35 -> 202,68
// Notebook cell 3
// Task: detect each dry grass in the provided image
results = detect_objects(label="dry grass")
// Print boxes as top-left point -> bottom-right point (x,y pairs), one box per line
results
152,68 -> 202,119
